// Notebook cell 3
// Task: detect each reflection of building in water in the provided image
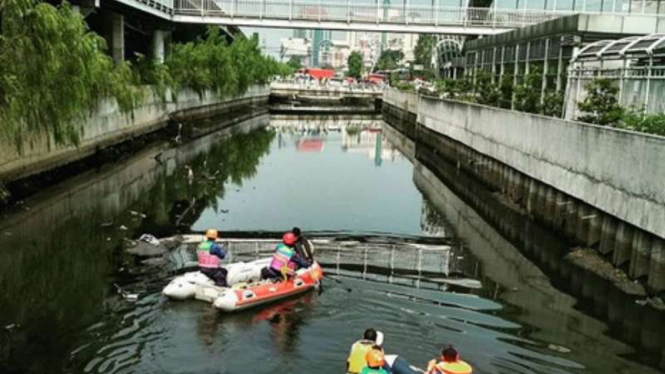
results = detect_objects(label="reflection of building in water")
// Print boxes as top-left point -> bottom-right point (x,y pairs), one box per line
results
341,128 -> 402,164
420,199 -> 448,237
296,138 -> 325,153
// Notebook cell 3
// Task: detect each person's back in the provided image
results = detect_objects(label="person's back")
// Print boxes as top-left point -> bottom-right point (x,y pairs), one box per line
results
347,340 -> 374,374
347,328 -> 382,374
197,229 -> 228,287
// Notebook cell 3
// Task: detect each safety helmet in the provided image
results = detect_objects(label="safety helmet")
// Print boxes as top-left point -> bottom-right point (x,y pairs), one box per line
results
282,232 -> 296,246
206,229 -> 219,240
366,348 -> 385,368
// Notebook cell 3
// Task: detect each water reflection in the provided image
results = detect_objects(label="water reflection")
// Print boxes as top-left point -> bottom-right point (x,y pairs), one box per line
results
1,114 -> 663,374
0,117 -> 273,374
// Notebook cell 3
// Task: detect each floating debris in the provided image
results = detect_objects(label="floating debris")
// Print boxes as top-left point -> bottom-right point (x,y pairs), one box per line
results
4,323 -> 17,331
547,344 -> 571,354
119,225 -> 128,231
3,231 -> 11,236
100,221 -> 114,227
114,283 -> 139,302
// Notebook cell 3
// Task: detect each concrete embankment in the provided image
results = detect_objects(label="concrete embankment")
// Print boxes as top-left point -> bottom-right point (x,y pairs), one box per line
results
0,85 -> 270,186
383,88 -> 665,294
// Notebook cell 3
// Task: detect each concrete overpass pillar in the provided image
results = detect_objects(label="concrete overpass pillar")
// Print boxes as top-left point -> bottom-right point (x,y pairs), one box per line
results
152,30 -> 171,63
111,13 -> 125,64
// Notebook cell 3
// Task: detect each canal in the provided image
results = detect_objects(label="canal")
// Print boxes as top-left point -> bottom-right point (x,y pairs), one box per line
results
0,114 -> 663,374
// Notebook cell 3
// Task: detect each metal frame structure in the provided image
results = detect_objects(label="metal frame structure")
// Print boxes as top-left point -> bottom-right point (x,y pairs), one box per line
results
111,0 -> 665,35
569,33 -> 665,113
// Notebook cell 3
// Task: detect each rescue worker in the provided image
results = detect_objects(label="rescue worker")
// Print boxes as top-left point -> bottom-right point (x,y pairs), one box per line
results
261,232 -> 309,281
197,229 -> 228,287
293,227 -> 314,263
347,328 -> 384,374
425,346 -> 473,374
361,347 -> 389,374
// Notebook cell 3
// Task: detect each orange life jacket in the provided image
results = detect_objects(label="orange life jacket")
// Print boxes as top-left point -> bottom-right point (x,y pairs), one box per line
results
433,360 -> 473,374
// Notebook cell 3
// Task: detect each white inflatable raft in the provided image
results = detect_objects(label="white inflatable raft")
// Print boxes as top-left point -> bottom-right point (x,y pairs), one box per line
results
162,257 -> 271,302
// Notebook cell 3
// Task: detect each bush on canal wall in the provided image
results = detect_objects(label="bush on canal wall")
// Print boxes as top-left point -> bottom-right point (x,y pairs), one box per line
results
0,0 -> 290,152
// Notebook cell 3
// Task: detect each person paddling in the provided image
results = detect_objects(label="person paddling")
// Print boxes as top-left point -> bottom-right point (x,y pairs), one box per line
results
425,346 -> 473,374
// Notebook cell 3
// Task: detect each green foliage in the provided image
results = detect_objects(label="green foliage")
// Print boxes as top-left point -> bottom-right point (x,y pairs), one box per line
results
576,78 -> 624,126
435,79 -> 472,101
514,67 -> 543,114
0,0 -> 142,151
0,6 -> 286,152
542,90 -> 564,118
414,34 -> 436,70
394,82 -> 416,92
497,74 -> 514,109
347,51 -> 363,79
619,110 -> 665,136
134,53 -> 174,102
287,57 -> 302,71
474,70 -> 500,106
375,50 -> 404,72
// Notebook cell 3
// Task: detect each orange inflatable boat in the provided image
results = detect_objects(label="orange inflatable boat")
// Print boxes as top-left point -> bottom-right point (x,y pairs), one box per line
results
213,263 -> 323,312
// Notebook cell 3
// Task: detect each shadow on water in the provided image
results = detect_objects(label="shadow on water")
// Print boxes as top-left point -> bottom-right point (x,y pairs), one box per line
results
383,116 -> 665,372
0,116 -> 274,374
1,113 -> 664,374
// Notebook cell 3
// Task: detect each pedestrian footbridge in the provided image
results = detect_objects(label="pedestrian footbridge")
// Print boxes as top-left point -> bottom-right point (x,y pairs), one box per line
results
110,0 -> 654,35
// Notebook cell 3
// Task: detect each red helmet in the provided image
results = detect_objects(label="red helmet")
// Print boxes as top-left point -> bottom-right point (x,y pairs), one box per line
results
282,232 -> 296,246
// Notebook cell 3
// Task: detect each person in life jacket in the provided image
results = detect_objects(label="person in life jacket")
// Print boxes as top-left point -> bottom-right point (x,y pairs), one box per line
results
426,346 -> 473,374
292,227 -> 314,263
197,229 -> 228,287
261,232 -> 309,281
361,347 -> 389,374
347,328 -> 385,374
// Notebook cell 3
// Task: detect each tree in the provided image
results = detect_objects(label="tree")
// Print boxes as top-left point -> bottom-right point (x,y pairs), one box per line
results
474,70 -> 500,106
375,50 -> 404,72
287,57 -> 302,71
514,67 -> 543,114
577,78 -> 624,126
0,0 -> 142,150
414,34 -> 436,70
347,51 -> 363,79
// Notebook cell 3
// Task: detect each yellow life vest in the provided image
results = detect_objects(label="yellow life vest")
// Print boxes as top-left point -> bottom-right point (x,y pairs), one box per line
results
347,340 -> 374,374
435,360 -> 473,374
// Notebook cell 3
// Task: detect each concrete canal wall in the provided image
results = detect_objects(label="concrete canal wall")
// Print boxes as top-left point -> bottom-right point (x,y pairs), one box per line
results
383,88 -> 665,293
0,85 -> 270,184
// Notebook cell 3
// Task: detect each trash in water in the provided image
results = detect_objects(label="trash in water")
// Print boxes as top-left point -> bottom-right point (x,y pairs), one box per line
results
114,283 -> 139,302
3,231 -> 11,236
221,209 -> 229,214
123,294 -> 139,302
119,225 -> 128,231
4,323 -> 17,331
635,299 -> 648,306
547,344 -> 571,353
139,234 -> 160,246
130,211 -> 139,216
100,221 -> 114,227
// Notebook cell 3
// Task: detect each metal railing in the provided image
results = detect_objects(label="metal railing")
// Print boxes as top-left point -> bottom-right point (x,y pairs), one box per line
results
570,66 -> 665,79
122,0 -> 665,30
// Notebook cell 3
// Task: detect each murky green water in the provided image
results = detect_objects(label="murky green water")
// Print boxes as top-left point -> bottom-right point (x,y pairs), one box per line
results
0,114 -> 663,374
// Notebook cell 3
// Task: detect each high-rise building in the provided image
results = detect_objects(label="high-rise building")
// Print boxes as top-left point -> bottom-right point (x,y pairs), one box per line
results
312,29 -> 332,67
